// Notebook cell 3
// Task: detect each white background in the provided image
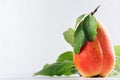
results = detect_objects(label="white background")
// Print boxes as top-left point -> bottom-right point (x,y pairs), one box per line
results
0,0 -> 119,77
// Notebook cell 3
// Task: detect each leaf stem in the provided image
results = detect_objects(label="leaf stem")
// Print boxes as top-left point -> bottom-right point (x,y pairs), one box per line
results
91,5 -> 101,15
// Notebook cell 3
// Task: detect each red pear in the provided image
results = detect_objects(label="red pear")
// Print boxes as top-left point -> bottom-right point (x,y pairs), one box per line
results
73,21 -> 115,77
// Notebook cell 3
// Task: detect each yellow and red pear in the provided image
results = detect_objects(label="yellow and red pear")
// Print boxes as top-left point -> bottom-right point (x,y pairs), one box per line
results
73,21 -> 115,77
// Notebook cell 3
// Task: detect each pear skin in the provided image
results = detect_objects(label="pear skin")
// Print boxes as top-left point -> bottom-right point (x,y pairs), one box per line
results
97,21 -> 115,77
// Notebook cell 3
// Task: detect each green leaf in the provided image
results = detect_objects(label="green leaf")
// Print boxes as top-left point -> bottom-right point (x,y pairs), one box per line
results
109,45 -> 120,77
82,14 -> 97,41
63,28 -> 75,47
110,56 -> 120,77
75,14 -> 85,28
74,29 -> 86,54
114,45 -> 120,74
114,45 -> 120,56
34,51 -> 78,76
57,51 -> 73,63
34,63 -> 60,76
64,67 -> 77,76
74,22 -> 83,38
43,64 -> 50,69
34,60 -> 75,76
109,70 -> 120,77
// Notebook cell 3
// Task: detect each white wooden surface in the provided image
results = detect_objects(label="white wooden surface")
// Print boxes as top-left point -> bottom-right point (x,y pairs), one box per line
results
0,77 -> 120,80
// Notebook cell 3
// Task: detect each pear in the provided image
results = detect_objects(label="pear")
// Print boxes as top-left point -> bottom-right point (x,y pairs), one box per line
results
73,21 -> 115,77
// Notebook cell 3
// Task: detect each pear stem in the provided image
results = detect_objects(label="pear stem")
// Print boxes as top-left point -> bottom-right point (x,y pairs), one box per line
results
91,5 -> 101,15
